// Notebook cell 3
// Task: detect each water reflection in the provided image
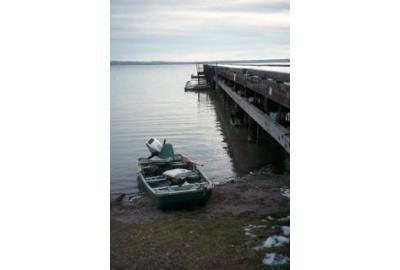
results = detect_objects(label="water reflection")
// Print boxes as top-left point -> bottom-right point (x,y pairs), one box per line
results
194,90 -> 278,175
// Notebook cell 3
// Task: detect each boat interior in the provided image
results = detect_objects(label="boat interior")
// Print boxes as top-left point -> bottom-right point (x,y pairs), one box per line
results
138,143 -> 209,192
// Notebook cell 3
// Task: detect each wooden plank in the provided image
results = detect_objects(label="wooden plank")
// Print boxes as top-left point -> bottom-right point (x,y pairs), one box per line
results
216,67 -> 290,108
247,68 -> 290,83
217,80 -> 290,153
248,78 -> 290,108
210,65 -> 290,83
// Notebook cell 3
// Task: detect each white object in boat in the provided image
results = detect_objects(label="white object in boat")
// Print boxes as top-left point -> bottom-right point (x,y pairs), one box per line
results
145,137 -> 163,154
163,169 -> 192,179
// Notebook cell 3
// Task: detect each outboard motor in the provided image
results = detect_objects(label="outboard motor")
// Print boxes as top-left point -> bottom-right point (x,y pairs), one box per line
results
145,138 -> 163,158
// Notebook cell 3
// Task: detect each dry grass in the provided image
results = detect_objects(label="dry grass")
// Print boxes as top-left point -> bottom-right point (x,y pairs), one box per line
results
111,212 -> 289,270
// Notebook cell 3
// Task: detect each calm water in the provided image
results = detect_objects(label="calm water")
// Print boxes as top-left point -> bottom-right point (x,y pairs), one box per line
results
111,64 -> 277,194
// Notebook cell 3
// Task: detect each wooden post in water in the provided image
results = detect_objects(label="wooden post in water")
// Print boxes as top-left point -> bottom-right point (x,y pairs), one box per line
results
256,125 -> 260,144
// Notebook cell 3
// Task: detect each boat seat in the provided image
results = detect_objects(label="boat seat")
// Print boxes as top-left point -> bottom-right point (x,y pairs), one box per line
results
153,182 -> 205,194
186,172 -> 201,182
170,161 -> 186,167
146,176 -> 168,183
140,157 -> 173,164
167,183 -> 202,191
142,164 -> 158,173
138,154 -> 182,166
146,175 -> 167,181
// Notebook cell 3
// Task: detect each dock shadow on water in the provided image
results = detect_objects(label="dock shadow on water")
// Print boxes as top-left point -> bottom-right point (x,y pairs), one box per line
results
206,89 -> 287,177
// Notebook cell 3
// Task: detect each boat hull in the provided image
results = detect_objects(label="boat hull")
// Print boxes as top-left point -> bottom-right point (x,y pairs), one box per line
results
138,172 -> 213,209
153,188 -> 212,209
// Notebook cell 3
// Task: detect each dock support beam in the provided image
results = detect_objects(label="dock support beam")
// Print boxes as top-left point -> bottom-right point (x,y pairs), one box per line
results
217,79 -> 290,153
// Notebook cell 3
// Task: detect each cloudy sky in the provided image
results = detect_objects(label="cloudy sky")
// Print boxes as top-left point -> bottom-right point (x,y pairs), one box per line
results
111,0 -> 289,61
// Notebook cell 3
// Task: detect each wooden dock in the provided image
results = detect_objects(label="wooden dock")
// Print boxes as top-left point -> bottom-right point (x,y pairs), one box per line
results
204,64 -> 290,153
184,79 -> 210,91
184,64 -> 211,91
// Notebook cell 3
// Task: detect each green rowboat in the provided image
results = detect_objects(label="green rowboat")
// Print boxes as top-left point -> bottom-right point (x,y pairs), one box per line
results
138,139 -> 213,209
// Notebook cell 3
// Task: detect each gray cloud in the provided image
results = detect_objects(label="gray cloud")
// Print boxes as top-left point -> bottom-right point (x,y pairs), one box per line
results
111,0 -> 289,61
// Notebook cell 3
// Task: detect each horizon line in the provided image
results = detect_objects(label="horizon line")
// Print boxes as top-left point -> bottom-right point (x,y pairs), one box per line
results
110,58 -> 290,64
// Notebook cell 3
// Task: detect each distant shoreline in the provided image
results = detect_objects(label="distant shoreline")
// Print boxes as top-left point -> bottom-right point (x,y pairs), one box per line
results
110,58 -> 290,66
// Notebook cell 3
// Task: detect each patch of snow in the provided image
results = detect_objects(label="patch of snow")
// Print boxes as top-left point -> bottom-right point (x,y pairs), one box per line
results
255,235 -> 289,249
278,215 -> 290,222
252,225 -> 266,229
243,224 -> 267,238
280,187 -> 290,199
245,231 -> 256,238
244,224 -> 267,231
243,225 -> 253,231
262,253 -> 289,265
281,226 -> 290,236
